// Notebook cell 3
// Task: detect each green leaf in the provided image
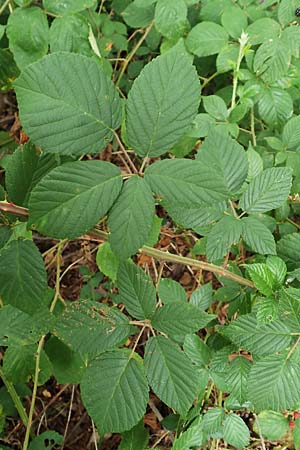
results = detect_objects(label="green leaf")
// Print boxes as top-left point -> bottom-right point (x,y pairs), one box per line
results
245,263 -> 276,296
49,15 -> 91,56
164,201 -> 226,232
54,301 -> 130,356
28,432 -> 63,450
254,411 -> 288,440
279,288 -> 300,333
5,143 -> 40,207
122,2 -> 155,28
190,283 -> 213,310
282,116 -> 300,149
14,53 -> 121,156
157,278 -> 186,304
278,0 -> 299,26
216,44 -> 239,74
281,26 -> 300,58
223,413 -> 250,450
152,302 -> 214,338
126,46 -> 200,157
172,426 -> 204,450
96,242 -> 119,282
248,355 -> 300,411
119,421 -> 149,450
0,226 -> 13,251
28,160 -> 122,239
202,95 -> 228,121
144,336 -> 199,415
145,159 -> 229,206
45,336 -> 85,384
0,305 -> 48,346
253,39 -> 290,84
0,240 -> 47,314
246,147 -> 263,182
242,217 -> 276,255
186,22 -> 229,57
266,256 -> 287,286
145,215 -> 162,247
81,349 -> 149,434
117,260 -> 156,320
154,0 -> 187,39
7,7 -> 49,70
202,407 -> 225,436
221,314 -> 291,356
184,334 -> 212,367
239,168 -> 292,214
43,0 -> 96,15
108,177 -> 155,259
277,233 -> 300,270
225,356 -> 251,404
206,216 -> 242,262
221,6 -> 248,40
258,87 -> 293,128
196,129 -> 248,194
246,18 -> 280,45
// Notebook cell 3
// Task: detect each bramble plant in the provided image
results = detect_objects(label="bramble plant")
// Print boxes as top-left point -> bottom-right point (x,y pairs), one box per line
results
2,0 -> 300,449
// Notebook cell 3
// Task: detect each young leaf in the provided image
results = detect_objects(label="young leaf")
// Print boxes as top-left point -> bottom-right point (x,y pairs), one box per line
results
144,336 -> 199,416
242,217 -> 276,255
221,314 -> 291,356
239,168 -> 292,214
157,278 -> 186,304
81,349 -> 149,434
117,260 -> 156,320
108,177 -> 155,259
206,216 -> 242,262
202,95 -> 228,121
96,242 -> 119,282
223,414 -> 250,450
186,22 -> 229,57
54,301 -> 130,356
29,160 -> 122,239
145,159 -> 229,206
119,421 -> 149,450
246,263 -> 276,296
266,256 -> 287,286
0,240 -> 47,314
7,7 -> 49,70
152,301 -> 214,338
196,129 -> 248,194
14,53 -> 121,155
248,355 -> 300,411
126,45 -> 200,157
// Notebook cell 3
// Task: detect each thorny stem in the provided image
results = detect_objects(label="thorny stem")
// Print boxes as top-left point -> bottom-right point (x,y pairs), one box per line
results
116,21 -> 154,87
23,241 -> 64,450
0,0 -> 11,15
0,201 -> 255,289
230,32 -> 249,111
0,366 -> 29,427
